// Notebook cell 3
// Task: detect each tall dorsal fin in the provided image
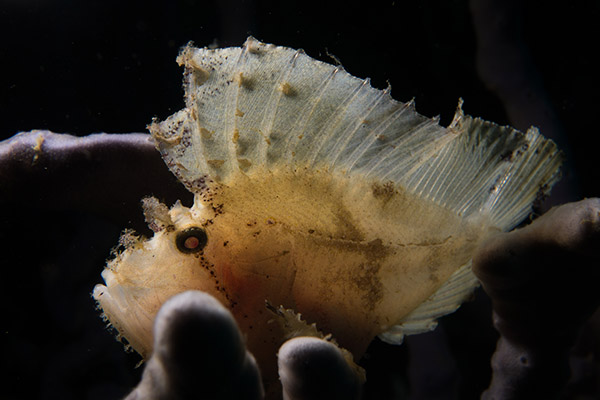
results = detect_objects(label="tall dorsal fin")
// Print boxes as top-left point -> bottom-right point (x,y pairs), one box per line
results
150,37 -> 561,230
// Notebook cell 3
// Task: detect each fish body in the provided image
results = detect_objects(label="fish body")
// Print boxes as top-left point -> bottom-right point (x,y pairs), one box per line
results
94,37 -> 562,384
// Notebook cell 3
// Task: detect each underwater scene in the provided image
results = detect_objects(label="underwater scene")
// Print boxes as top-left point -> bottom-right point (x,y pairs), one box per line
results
1,1 -> 599,399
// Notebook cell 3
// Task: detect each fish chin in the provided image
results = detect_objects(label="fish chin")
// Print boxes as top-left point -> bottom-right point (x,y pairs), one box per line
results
93,280 -> 156,358
93,235 -> 174,357
94,224 -> 224,359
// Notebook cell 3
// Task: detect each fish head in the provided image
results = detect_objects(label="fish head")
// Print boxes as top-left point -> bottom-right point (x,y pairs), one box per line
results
93,196 -> 230,358
93,192 -> 296,361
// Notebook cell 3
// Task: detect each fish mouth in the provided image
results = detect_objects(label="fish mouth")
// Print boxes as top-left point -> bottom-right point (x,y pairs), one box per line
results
93,269 -> 156,359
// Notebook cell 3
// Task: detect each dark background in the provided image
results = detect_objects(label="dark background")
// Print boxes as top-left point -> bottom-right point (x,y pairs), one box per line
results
3,0 -> 599,197
1,1 -> 599,399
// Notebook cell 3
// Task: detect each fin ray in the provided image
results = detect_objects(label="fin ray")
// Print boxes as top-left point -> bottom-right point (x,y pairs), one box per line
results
379,262 -> 479,345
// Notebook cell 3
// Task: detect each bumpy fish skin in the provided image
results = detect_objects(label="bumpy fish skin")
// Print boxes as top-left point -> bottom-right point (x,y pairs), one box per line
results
94,37 -> 562,383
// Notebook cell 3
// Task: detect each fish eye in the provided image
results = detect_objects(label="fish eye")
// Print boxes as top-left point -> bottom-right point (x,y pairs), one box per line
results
175,227 -> 207,254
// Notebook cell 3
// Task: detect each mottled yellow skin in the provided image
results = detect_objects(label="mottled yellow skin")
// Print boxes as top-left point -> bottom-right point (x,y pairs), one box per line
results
209,168 -> 492,353
95,166 -> 494,383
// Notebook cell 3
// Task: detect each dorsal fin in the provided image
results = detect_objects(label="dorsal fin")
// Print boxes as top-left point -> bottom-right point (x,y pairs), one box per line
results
150,37 -> 560,230
149,37 -> 447,187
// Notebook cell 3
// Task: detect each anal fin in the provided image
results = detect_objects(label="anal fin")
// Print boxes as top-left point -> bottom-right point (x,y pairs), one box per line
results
266,302 -> 366,382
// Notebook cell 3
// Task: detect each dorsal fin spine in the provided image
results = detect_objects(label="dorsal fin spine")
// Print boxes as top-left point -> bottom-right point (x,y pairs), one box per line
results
305,78 -> 371,167
222,44 -> 250,175
279,66 -> 343,163
344,100 -> 409,174
254,49 -> 305,168
328,86 -> 392,171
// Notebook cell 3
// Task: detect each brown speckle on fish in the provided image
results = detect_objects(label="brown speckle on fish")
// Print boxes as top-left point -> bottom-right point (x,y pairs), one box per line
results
279,82 -> 295,96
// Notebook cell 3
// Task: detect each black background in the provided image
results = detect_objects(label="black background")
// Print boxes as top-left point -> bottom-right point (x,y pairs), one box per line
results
1,1 -> 599,399
2,0 -> 599,197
